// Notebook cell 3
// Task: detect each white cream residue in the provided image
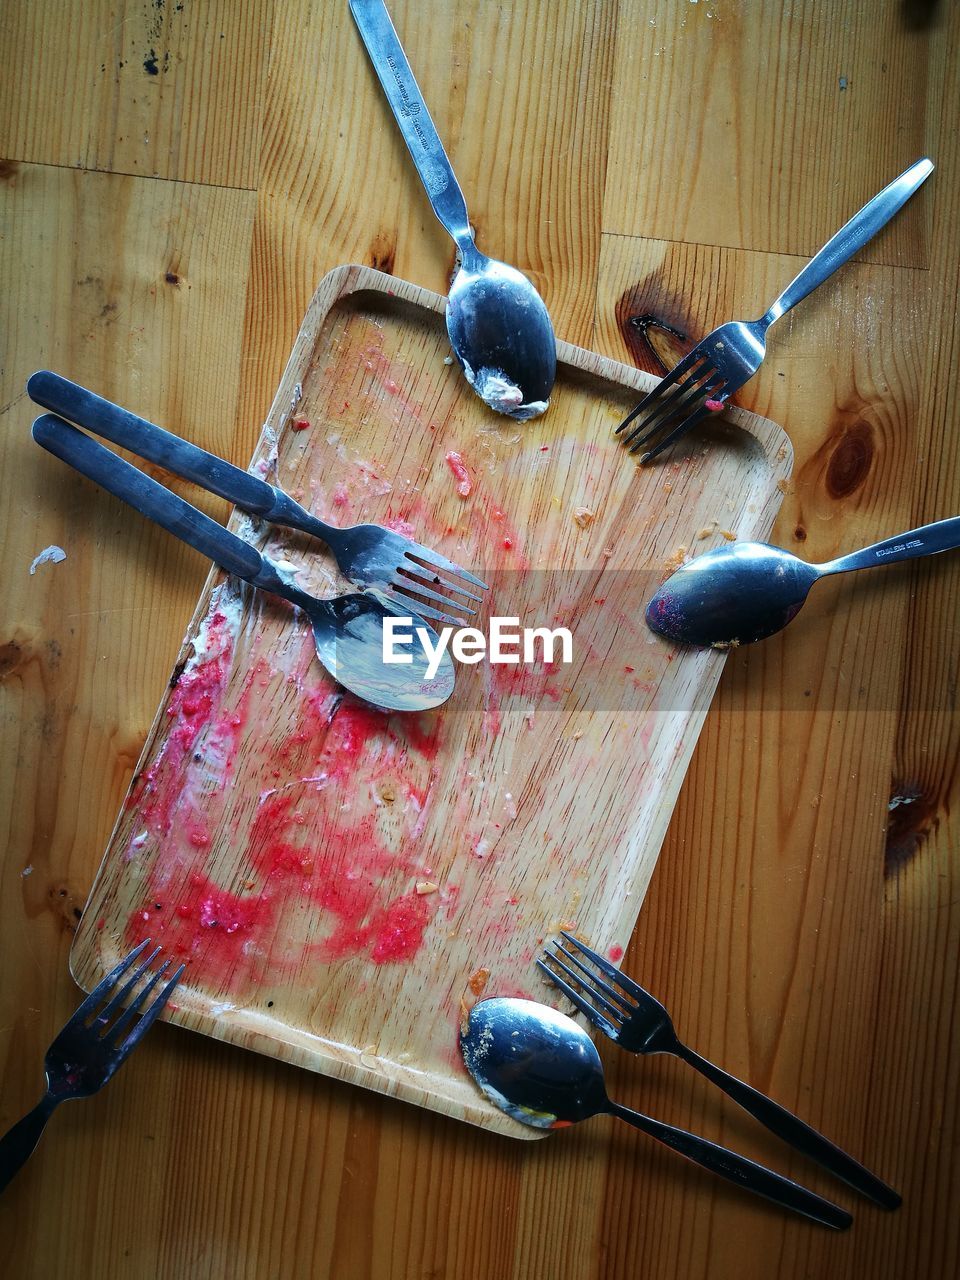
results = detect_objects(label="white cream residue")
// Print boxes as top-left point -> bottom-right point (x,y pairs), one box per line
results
189,583 -> 246,663
29,545 -> 67,575
461,360 -> 548,421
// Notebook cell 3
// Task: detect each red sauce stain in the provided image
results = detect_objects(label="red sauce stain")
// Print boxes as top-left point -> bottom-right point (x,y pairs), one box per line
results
331,482 -> 350,507
492,663 -> 563,703
445,450 -> 473,498
292,417 -> 311,431
608,944 -> 624,962
126,870 -> 275,963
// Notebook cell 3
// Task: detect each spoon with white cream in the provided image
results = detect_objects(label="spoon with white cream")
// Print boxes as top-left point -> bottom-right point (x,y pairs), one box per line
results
349,0 -> 556,419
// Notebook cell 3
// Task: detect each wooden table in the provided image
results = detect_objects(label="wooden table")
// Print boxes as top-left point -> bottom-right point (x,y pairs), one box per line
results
1,2 -> 956,1276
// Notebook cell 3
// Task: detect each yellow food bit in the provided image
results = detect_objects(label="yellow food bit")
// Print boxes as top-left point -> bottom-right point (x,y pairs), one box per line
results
468,967 -> 490,997
416,880 -> 439,895
573,506 -> 596,529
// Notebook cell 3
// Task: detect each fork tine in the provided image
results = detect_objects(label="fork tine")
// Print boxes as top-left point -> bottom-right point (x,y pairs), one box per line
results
560,930 -> 645,1001
96,945 -> 162,1025
72,938 -> 151,1022
637,398 -> 720,463
397,562 -> 485,604
107,959 -> 171,1043
385,590 -> 465,627
616,348 -> 704,435
114,962 -> 185,1053
401,548 -> 488,591
553,944 -> 634,1015
620,360 -> 716,450
535,959 -> 621,1038
389,574 -> 477,616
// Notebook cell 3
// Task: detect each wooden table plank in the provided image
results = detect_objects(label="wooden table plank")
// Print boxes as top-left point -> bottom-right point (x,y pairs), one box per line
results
0,1 -> 957,1277
603,0 -> 932,265
0,0 -> 273,187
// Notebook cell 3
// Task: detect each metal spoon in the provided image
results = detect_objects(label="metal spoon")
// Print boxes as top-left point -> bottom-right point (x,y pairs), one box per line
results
349,0 -> 556,420
461,998 -> 851,1229
32,414 -> 455,712
646,516 -> 960,648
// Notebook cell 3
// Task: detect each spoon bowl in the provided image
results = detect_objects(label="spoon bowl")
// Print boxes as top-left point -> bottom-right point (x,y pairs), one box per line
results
461,997 -> 851,1228
311,589 -> 454,711
446,252 -> 557,420
646,516 -> 960,648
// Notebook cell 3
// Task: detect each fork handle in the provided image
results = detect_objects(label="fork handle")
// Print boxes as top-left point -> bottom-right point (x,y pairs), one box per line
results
31,415 -> 319,614
761,157 -> 933,327
606,1101 -> 851,1230
26,371 -> 339,544
0,1093 -> 59,1194
677,1043 -> 901,1209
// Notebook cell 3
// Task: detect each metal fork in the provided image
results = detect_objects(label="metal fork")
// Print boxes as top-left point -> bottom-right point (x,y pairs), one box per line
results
0,940 -> 184,1194
538,932 -> 901,1211
26,371 -> 487,627
616,157 -> 933,462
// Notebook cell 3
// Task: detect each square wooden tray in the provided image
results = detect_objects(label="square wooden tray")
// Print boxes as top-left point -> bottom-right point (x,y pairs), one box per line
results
70,265 -> 791,1137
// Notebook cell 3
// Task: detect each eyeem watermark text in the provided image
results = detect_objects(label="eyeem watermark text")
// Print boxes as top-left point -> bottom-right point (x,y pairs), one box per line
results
384,616 -> 574,681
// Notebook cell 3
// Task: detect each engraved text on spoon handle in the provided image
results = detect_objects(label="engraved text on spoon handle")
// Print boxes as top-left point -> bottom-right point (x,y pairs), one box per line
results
349,0 -> 474,250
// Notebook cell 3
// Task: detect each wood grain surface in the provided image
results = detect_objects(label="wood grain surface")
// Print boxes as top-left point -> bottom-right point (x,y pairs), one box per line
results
1,2 -> 957,1278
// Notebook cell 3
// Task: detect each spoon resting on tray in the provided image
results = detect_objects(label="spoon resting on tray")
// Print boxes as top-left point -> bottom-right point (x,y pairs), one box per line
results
460,997 -> 851,1229
646,516 -> 960,648
349,0 -> 556,419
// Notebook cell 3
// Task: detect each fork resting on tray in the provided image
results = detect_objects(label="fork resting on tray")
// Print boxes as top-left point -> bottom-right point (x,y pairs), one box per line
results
616,157 -> 933,462
27,371 -> 487,627
539,931 -> 901,1210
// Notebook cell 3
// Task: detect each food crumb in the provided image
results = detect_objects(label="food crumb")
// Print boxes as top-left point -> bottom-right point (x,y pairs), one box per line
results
711,638 -> 741,650
719,529 -> 737,541
291,417 -> 311,431
468,967 -> 490,997
459,966 -> 492,1034
776,478 -> 791,495
416,880 -> 439,895
663,544 -> 688,574
360,1044 -> 378,1068
445,451 -> 473,498
704,398 -> 724,413
776,443 -> 788,461
572,505 -> 596,529
601,545 -> 614,559
663,481 -> 673,494
29,545 -> 67,575
697,521 -> 717,539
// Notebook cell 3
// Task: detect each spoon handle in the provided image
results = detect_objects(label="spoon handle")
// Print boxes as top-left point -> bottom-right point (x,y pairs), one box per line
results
606,1101 -> 852,1229
676,1043 -> 900,1208
31,414 -> 316,611
26,371 -> 340,545
349,0 -> 474,252
760,158 -> 933,328
820,516 -> 960,576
